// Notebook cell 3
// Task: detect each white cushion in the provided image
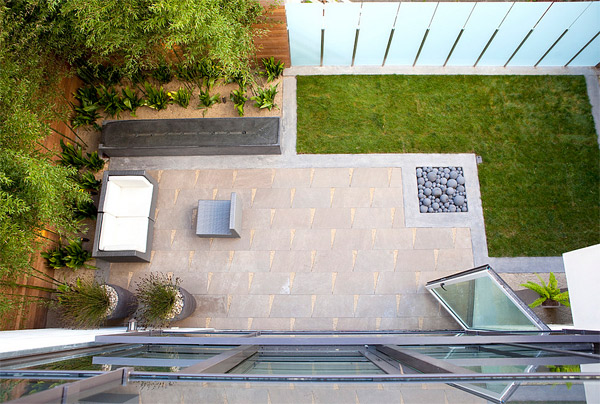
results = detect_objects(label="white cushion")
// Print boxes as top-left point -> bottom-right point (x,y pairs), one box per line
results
98,213 -> 149,253
103,176 -> 154,217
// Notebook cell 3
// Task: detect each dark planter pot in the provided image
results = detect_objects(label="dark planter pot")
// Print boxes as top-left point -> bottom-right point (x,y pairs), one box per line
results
105,284 -> 138,320
170,287 -> 197,322
541,299 -> 560,308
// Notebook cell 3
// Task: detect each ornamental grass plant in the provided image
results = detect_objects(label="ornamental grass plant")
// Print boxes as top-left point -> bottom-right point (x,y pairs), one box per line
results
135,273 -> 182,328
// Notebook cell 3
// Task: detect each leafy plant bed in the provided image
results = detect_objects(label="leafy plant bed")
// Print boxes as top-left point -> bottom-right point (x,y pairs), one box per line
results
297,75 -> 599,257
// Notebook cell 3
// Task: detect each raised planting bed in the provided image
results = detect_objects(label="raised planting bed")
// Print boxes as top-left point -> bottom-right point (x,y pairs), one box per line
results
99,117 -> 281,157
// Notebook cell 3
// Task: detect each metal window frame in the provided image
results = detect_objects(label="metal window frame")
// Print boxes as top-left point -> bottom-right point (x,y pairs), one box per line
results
425,264 -> 550,331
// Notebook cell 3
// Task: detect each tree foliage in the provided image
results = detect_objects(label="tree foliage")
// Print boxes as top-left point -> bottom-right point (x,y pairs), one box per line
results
61,0 -> 264,78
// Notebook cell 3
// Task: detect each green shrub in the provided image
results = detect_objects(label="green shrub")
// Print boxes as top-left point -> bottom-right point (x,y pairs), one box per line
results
71,101 -> 101,130
230,86 -> 248,117
121,86 -> 144,116
252,84 -> 278,110
521,273 -> 570,308
168,88 -> 192,108
73,200 -> 97,221
198,89 -> 220,109
151,61 -> 174,84
143,82 -> 170,110
98,86 -> 124,118
41,239 -> 95,270
76,172 -> 101,192
260,57 -> 284,82
59,141 -> 105,172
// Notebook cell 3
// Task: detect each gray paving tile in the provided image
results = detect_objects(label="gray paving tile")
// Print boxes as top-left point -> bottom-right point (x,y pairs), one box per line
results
173,272 -> 208,292
312,208 -> 352,228
252,188 -> 292,208
354,250 -> 395,272
389,167 -> 403,187
352,208 -> 392,229
422,314 -> 458,330
174,188 -> 214,209
333,273 -> 376,294
436,248 -> 474,272
375,272 -> 418,294
356,388 -> 402,404
354,295 -> 397,317
154,207 -> 195,230
224,386 -> 270,404
251,228 -> 292,250
395,250 -> 436,271
270,250 -> 313,273
209,229 -> 253,251
312,295 -> 354,317
392,205 -> 406,228
214,188 -> 254,209
159,170 -> 196,189
336,317 -> 378,331
400,388 -> 446,404
149,250 -> 191,271
371,187 -> 403,207
151,229 -> 174,250
242,208 -> 272,229
271,208 -> 313,229
379,317 -> 421,330
372,228 -> 413,250
312,388 -> 357,404
249,273 -> 292,294
312,250 -> 354,272
228,295 -> 271,317
311,168 -> 351,187
291,229 -> 332,250
250,317 -> 291,331
331,187 -> 372,208
268,387 -> 314,404
192,295 -> 228,316
230,251 -> 271,272
194,169 -> 234,188
332,228 -> 373,250
156,188 -> 177,209
272,168 -> 312,188
413,228 -> 454,249
270,295 -> 312,317
233,169 -> 274,188
292,317 -> 335,331
209,317 -> 251,330
455,227 -> 472,249
190,251 -> 232,272
172,229 -> 211,251
207,272 -> 250,294
291,273 -> 334,294
292,188 -> 331,208
397,293 -> 440,317
351,167 -> 390,188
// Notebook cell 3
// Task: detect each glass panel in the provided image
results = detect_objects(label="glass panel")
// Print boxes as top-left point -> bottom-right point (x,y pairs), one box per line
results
229,352 -> 385,375
426,266 -> 548,331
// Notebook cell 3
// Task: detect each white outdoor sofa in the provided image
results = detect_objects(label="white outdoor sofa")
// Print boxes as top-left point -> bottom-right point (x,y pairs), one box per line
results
92,170 -> 158,262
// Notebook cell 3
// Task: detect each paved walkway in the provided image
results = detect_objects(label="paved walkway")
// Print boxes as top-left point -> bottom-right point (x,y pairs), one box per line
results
105,66 -> 599,330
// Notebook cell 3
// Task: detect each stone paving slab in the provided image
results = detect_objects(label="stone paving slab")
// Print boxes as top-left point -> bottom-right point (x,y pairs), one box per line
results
108,167 -> 474,331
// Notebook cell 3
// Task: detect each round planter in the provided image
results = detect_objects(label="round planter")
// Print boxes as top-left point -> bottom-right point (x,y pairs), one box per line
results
105,284 -> 138,320
170,286 -> 197,322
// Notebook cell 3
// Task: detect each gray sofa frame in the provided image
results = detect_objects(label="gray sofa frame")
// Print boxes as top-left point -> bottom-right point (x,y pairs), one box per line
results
92,170 -> 158,262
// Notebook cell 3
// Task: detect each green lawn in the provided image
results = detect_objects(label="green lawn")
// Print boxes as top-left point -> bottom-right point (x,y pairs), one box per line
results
297,75 -> 600,257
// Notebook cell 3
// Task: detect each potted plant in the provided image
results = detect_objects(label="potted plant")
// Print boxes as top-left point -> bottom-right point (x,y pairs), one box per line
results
134,273 -> 197,328
0,269 -> 137,328
520,272 -> 570,308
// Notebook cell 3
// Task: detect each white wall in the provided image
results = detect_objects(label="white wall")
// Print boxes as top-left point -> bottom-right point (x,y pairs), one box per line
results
563,244 -> 600,331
